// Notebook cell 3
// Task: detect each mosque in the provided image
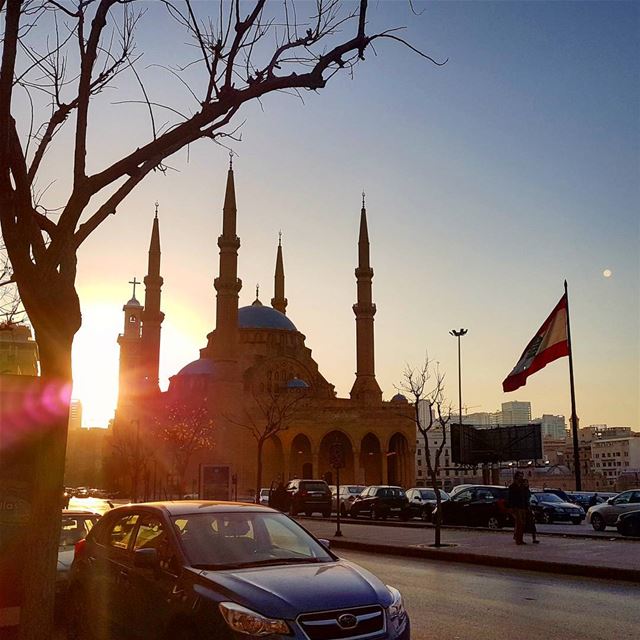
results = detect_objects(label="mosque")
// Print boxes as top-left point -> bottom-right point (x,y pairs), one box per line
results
114,161 -> 415,500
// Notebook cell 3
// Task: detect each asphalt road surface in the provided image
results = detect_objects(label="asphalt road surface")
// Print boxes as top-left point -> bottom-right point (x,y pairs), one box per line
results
338,549 -> 640,640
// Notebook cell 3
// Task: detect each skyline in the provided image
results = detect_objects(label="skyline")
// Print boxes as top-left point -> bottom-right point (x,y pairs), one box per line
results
14,1 -> 637,429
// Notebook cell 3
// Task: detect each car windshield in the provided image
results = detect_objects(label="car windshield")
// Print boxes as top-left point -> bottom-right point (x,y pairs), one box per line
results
536,493 -> 564,503
301,482 -> 328,492
419,490 -> 436,500
348,486 -> 365,494
173,511 -> 334,569
259,489 -> 270,497
59,516 -> 97,548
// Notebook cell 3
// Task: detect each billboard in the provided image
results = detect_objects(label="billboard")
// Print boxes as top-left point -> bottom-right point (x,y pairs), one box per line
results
451,423 -> 543,465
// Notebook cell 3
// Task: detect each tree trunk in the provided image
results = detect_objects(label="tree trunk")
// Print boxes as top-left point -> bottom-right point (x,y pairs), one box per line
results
14,271 -> 81,640
18,328 -> 74,640
255,439 -> 264,504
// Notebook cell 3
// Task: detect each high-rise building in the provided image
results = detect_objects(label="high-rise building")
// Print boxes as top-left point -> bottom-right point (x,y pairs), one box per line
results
68,400 -> 83,430
495,401 -> 531,425
533,414 -> 566,440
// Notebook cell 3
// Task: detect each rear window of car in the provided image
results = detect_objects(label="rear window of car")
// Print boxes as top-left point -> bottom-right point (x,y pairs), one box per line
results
300,482 -> 328,492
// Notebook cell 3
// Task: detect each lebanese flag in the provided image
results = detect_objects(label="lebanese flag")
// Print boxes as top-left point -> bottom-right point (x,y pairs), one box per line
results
502,294 -> 569,392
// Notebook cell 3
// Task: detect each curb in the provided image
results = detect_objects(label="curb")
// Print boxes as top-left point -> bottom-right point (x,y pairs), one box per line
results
328,538 -> 640,583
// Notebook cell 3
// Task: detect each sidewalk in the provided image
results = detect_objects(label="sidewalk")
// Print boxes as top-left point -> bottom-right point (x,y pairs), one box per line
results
298,518 -> 640,582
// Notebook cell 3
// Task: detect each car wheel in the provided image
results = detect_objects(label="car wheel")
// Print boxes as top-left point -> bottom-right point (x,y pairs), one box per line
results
487,516 -> 501,529
340,504 -> 347,517
290,505 -> 298,517
421,508 -> 430,523
571,518 -> 582,525
322,509 -> 331,518
591,513 -> 606,531
542,511 -> 554,525
305,510 -> 312,517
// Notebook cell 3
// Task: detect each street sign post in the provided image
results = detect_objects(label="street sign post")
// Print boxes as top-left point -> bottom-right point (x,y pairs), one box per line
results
330,442 -> 345,537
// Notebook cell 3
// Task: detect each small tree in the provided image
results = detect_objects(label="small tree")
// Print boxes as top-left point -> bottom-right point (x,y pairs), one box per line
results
227,385 -> 307,503
110,422 -> 154,501
159,400 -> 216,497
399,357 -> 452,548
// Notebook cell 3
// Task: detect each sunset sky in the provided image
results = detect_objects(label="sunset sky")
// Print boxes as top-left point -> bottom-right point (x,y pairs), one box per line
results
32,1 -> 637,429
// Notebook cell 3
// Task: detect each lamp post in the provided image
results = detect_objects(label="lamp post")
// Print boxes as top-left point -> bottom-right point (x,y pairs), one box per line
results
449,328 -> 468,430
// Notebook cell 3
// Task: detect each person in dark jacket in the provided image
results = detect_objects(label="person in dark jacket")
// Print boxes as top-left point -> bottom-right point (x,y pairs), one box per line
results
269,482 -> 288,512
508,472 -> 529,545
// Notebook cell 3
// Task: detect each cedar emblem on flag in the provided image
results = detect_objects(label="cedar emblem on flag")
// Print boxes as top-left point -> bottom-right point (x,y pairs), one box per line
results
502,294 -> 570,392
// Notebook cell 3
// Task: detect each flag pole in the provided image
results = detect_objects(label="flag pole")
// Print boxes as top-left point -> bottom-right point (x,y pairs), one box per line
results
565,280 -> 581,491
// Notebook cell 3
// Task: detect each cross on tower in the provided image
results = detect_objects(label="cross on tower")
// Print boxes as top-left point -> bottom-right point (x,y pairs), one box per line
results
129,277 -> 141,299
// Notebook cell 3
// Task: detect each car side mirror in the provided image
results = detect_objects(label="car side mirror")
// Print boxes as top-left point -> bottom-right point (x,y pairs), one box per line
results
607,498 -> 614,505
317,538 -> 331,550
134,548 -> 159,570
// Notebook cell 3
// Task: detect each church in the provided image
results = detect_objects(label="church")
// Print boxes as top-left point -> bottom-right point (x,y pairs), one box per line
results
114,161 -> 415,500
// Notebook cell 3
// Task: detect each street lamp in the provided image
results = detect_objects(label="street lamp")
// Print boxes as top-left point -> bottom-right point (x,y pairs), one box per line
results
449,328 -> 468,432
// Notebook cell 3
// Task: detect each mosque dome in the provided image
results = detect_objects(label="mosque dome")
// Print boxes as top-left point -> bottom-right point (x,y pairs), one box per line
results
175,357 -> 219,377
286,377 -> 309,389
238,299 -> 297,331
391,393 -> 408,404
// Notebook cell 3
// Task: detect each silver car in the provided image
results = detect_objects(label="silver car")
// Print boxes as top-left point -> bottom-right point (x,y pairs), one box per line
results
587,489 -> 640,531
56,510 -> 100,602
330,484 -> 366,515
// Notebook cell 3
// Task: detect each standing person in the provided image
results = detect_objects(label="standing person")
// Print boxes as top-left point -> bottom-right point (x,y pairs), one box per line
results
523,479 -> 539,544
508,471 -> 529,545
272,482 -> 288,512
588,493 -> 599,508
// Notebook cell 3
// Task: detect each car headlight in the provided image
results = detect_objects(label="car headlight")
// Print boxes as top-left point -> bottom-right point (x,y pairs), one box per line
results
219,602 -> 290,636
386,585 -> 406,621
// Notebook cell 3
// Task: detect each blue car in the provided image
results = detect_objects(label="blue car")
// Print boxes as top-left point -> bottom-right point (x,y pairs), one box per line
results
67,501 -> 409,639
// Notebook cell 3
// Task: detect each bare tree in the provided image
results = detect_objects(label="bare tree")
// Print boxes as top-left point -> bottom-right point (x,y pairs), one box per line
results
0,239 -> 25,324
159,399 -> 216,498
110,422 -> 154,502
227,385 -> 307,503
399,357 -> 452,548
0,1 -> 442,636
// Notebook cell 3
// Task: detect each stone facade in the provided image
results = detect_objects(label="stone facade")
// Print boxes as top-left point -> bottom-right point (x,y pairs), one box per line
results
114,165 -> 415,499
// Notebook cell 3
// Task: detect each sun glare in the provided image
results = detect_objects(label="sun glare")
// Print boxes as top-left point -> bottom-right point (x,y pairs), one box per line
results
71,302 -> 120,428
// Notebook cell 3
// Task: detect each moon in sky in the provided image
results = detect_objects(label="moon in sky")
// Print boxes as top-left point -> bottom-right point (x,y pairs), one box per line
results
603,269 -> 613,278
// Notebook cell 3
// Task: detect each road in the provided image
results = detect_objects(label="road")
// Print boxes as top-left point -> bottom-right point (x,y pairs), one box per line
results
338,549 -> 640,640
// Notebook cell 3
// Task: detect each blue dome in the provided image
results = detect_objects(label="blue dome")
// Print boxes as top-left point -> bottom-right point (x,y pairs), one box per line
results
391,393 -> 408,403
238,304 -> 297,331
286,377 -> 309,389
176,358 -> 219,376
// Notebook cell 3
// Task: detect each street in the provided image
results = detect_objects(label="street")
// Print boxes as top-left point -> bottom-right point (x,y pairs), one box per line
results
338,549 -> 640,640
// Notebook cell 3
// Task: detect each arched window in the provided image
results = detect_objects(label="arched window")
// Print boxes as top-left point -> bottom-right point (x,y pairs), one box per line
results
129,315 -> 136,323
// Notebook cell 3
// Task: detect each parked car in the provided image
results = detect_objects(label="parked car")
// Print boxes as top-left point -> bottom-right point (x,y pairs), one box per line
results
405,488 -> 450,521
348,486 -> 409,520
57,510 -> 100,604
330,484 -> 365,515
448,484 -> 473,497
258,488 -> 271,506
434,485 -> 512,529
616,510 -> 640,537
529,491 -> 584,524
587,489 -> 640,531
285,479 -> 332,517
540,487 -> 572,502
67,501 -> 410,640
